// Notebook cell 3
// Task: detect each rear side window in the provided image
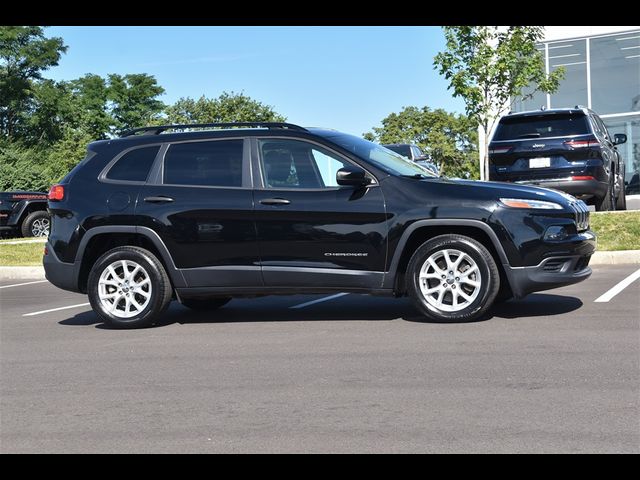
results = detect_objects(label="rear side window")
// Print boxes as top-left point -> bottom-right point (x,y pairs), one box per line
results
493,114 -> 590,140
106,146 -> 160,182
163,140 -> 243,187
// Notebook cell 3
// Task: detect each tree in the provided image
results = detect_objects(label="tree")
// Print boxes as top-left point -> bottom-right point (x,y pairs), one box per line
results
67,74 -> 111,139
0,26 -> 67,140
107,73 -> 165,134
365,106 -> 479,178
434,26 -> 564,180
165,91 -> 286,124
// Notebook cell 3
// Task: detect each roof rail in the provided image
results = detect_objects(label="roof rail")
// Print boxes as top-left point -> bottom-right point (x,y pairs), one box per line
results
120,122 -> 307,137
574,105 -> 587,110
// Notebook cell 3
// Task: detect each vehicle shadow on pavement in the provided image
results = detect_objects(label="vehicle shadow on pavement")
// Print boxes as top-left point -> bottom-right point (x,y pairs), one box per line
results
488,293 -> 583,320
58,293 -> 583,329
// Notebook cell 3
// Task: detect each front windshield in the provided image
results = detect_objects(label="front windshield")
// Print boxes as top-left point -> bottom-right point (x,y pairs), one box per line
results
321,132 -> 437,177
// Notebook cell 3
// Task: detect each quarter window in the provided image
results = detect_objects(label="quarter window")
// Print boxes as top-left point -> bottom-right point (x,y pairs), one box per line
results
106,145 -> 160,182
163,140 -> 243,187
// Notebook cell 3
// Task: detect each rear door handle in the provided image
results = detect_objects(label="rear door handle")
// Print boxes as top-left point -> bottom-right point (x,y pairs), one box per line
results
259,198 -> 290,206
144,196 -> 174,203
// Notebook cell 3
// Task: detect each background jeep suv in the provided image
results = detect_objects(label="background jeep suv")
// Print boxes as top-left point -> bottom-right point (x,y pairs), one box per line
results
488,107 -> 627,211
44,122 -> 595,328
0,191 -> 50,238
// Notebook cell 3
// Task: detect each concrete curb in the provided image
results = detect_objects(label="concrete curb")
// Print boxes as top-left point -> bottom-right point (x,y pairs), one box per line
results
1,251 -> 640,281
590,250 -> 640,265
0,266 -> 46,280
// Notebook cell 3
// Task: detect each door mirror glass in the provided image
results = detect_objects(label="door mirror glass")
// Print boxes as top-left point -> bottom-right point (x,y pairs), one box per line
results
336,166 -> 371,187
613,133 -> 627,145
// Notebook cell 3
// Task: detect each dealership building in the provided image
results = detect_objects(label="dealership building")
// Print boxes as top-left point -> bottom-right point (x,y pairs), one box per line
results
483,26 -> 640,194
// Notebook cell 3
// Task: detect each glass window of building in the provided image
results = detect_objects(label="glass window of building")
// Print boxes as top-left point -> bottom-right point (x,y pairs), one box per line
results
548,39 -> 588,109
591,32 -> 640,114
603,114 -> 640,194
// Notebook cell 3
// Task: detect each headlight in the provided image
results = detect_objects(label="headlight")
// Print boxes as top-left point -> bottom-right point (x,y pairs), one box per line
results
499,198 -> 563,210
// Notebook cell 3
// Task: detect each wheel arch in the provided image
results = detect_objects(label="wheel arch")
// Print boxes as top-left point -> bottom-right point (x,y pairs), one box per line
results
75,226 -> 186,292
385,220 -> 513,297
10,200 -> 48,227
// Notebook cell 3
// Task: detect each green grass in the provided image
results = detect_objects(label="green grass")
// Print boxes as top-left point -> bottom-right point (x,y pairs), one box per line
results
590,211 -> 640,251
0,212 -> 639,266
0,240 -> 45,266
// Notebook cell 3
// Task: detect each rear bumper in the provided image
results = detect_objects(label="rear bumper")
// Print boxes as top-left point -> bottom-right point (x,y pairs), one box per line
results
43,241 -> 81,293
513,178 -> 608,200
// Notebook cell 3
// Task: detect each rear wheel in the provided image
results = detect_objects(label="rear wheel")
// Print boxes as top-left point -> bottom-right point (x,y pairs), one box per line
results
595,176 -> 616,211
406,234 -> 500,322
21,210 -> 50,238
616,178 -> 627,210
180,297 -> 231,310
87,246 -> 172,328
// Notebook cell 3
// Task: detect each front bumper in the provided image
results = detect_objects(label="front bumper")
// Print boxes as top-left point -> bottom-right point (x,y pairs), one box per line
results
504,254 -> 593,298
43,241 -> 81,293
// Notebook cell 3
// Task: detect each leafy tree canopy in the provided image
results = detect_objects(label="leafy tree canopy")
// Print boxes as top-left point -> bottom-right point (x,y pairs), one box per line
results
433,26 -> 564,179
365,106 -> 479,179
165,91 -> 286,124
0,26 -> 67,140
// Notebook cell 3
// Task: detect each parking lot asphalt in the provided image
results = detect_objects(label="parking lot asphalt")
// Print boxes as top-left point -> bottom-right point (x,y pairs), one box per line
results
1,265 -> 639,453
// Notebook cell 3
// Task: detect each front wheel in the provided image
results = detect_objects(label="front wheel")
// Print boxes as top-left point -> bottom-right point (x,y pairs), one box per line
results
87,246 -> 173,328
406,234 -> 500,322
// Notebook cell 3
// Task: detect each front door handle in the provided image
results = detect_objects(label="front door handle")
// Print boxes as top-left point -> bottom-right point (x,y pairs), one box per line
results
259,198 -> 291,206
144,196 -> 174,203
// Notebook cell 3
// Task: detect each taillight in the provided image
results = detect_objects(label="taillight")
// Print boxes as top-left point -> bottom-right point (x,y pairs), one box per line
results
564,139 -> 599,148
48,184 -> 65,201
489,145 -> 513,154
571,176 -> 596,181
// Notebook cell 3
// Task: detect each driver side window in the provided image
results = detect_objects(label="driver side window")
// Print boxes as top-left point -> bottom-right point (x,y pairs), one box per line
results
259,139 -> 350,189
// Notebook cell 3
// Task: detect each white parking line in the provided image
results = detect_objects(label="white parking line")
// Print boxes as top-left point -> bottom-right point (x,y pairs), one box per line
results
289,293 -> 349,309
22,303 -> 91,317
0,280 -> 48,289
594,267 -> 640,303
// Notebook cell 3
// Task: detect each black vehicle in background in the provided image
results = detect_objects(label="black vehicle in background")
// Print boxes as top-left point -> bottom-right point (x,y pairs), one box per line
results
44,122 -> 594,328
488,107 -> 627,211
0,191 -> 50,238
382,143 -> 439,175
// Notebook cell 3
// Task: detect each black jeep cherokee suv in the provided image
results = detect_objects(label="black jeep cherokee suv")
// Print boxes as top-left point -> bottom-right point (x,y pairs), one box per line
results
488,107 -> 627,211
43,122 -> 595,328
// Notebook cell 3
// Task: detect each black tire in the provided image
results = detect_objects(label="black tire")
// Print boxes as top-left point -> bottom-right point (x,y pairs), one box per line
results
21,210 -> 50,238
406,234 -> 500,322
616,179 -> 627,210
180,297 -> 231,311
87,246 -> 173,329
595,176 -> 616,211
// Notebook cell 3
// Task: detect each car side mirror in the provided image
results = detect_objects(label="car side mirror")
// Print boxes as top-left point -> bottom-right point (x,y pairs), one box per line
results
336,166 -> 371,187
613,133 -> 627,145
